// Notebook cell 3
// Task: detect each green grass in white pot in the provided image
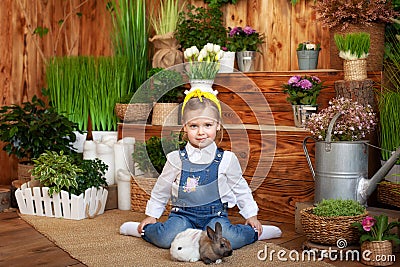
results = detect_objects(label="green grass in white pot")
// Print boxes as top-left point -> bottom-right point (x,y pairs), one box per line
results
334,32 -> 370,60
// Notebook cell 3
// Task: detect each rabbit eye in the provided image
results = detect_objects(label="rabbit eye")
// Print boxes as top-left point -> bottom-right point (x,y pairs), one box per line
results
220,243 -> 225,248
178,247 -> 182,250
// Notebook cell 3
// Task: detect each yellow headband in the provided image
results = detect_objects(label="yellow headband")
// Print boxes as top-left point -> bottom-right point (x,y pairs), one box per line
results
181,89 -> 222,116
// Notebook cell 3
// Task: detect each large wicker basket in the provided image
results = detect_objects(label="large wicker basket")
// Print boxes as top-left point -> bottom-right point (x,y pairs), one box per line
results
377,181 -> 400,208
361,240 -> 394,266
130,175 -> 171,215
115,103 -> 152,123
300,207 -> 367,245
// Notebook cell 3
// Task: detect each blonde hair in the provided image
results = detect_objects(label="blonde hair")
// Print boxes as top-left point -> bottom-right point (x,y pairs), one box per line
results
181,97 -> 221,124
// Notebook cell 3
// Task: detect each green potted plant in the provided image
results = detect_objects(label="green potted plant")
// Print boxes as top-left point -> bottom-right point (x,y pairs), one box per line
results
16,150 -> 109,220
334,32 -> 370,80
281,75 -> 325,127
0,93 -> 79,182
227,26 -> 265,72
203,0 -> 239,8
149,0 -> 184,68
148,68 -> 184,126
353,215 -> 400,266
296,41 -> 321,70
176,4 -> 228,50
300,199 -> 367,245
131,134 -> 184,212
314,0 -> 399,71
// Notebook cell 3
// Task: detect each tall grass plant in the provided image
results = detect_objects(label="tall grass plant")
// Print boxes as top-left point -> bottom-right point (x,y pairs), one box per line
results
150,0 -> 183,35
110,0 -> 149,95
334,32 -> 370,60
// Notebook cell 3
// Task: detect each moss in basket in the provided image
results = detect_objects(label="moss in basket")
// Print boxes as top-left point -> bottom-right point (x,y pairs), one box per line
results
313,199 -> 366,217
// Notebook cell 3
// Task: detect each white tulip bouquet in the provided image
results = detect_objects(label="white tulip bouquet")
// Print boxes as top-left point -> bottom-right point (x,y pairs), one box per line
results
184,43 -> 224,80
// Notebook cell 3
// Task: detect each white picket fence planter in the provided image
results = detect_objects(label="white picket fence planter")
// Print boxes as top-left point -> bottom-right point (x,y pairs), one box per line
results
15,182 -> 108,220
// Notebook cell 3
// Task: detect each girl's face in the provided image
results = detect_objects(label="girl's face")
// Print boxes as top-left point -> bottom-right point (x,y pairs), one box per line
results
183,108 -> 220,149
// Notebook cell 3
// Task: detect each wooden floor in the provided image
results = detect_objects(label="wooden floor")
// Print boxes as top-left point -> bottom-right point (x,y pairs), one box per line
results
2,209 -> 398,267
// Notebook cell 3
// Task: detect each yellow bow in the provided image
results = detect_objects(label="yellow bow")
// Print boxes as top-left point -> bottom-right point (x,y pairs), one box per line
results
181,89 -> 221,116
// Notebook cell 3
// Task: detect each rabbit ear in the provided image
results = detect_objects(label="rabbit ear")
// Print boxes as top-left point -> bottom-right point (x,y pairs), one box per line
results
206,226 -> 216,241
214,222 -> 222,238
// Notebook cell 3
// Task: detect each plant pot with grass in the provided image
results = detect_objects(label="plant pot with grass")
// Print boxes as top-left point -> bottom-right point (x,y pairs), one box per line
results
148,0 -> 183,68
0,93 -> 80,183
300,199 -> 367,246
148,68 -> 184,126
15,151 -> 109,220
131,134 -> 184,212
333,32 -> 370,81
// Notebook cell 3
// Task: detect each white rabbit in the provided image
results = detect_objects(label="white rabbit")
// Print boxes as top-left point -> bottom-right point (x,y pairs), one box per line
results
170,228 -> 203,262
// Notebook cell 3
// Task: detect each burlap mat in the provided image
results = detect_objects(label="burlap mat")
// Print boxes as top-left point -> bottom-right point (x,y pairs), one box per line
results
19,210 -> 334,267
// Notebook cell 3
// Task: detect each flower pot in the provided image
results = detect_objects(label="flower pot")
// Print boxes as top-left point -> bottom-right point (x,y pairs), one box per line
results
151,103 -> 179,126
18,162 -> 33,184
218,51 -> 235,73
303,113 -> 369,203
115,103 -> 152,124
149,32 -> 183,68
361,240 -> 394,266
291,105 -> 317,128
236,51 -> 256,72
189,79 -> 214,91
343,59 -> 367,81
300,207 -> 366,245
15,182 -> 108,220
296,50 -> 320,70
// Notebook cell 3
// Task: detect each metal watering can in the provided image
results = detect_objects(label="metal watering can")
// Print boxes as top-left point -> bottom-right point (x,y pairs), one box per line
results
303,113 -> 400,205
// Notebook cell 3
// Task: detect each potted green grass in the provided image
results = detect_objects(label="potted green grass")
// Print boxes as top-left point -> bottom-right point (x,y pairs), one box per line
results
300,199 -> 367,245
334,32 -> 370,81
149,0 -> 184,68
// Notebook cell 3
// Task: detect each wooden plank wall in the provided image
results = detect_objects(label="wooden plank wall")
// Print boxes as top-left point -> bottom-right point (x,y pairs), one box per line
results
0,0 -> 330,185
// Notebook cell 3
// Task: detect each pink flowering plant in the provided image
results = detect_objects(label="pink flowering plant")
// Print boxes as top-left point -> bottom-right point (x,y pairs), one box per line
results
282,75 -> 325,105
352,215 -> 400,244
227,26 -> 265,52
307,97 -> 377,141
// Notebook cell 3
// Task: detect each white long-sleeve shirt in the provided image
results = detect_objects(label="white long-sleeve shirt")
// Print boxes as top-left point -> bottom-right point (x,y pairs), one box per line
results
145,142 -> 259,219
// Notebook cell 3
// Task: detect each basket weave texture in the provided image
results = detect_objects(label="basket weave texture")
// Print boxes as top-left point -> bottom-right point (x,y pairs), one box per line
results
344,59 -> 367,81
151,103 -> 179,125
130,176 -> 171,215
300,207 -> 367,245
361,240 -> 394,266
115,103 -> 152,123
377,181 -> 400,208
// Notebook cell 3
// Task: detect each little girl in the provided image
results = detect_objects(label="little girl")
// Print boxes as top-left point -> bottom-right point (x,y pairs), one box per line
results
120,87 -> 282,249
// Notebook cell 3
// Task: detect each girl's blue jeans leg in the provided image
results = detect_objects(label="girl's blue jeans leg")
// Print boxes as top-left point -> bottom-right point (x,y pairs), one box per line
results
142,212 -> 194,248
206,216 -> 258,250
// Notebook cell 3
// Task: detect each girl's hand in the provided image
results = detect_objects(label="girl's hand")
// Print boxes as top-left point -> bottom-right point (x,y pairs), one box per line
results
138,216 -> 157,233
245,216 -> 263,237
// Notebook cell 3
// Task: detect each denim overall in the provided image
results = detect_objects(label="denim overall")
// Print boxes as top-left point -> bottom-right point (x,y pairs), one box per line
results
142,148 -> 258,249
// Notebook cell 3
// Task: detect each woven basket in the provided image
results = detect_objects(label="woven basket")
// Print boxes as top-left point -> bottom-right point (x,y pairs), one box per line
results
344,59 -> 367,81
300,207 -> 367,245
377,181 -> 400,208
18,163 -> 33,183
361,240 -> 394,266
330,22 -> 385,71
115,103 -> 152,123
130,175 -> 171,214
151,103 -> 179,126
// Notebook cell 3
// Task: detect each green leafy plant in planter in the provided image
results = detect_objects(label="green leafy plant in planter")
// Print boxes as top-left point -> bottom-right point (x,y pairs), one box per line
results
133,134 -> 185,176
31,151 -> 108,196
148,67 -> 184,103
0,93 -> 79,163
203,0 -> 239,8
176,4 -> 227,49
31,150 -> 82,195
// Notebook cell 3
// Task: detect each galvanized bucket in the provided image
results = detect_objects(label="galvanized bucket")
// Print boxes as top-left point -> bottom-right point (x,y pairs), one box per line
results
303,113 -> 369,203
